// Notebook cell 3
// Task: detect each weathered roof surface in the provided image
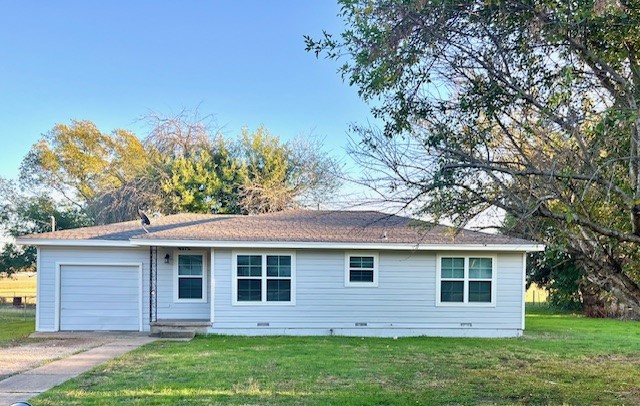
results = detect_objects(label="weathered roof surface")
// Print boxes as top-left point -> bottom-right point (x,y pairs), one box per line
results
18,213 -> 222,241
19,210 -> 536,246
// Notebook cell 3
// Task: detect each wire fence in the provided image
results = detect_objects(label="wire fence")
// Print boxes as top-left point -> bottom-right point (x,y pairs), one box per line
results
0,296 -> 36,319
0,295 -> 36,306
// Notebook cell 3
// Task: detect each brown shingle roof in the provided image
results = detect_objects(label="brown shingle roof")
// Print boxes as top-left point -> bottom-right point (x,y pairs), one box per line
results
19,210 -> 536,246
18,213 -> 221,241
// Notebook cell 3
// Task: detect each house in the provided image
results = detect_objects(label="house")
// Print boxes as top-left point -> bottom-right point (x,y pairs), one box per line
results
17,210 -> 543,337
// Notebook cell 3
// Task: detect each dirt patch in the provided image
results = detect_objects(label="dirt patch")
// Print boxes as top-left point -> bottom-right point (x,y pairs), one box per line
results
0,337 -> 110,380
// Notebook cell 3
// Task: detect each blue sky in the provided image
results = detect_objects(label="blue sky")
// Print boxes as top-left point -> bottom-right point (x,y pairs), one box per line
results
0,1 -> 373,180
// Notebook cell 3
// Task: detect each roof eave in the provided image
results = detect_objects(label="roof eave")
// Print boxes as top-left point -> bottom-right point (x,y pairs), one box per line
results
16,237 -> 545,252
16,238 -> 132,247
129,238 -> 545,252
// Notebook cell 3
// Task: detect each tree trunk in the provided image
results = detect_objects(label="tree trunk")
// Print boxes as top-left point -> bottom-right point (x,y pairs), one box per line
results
583,265 -> 640,319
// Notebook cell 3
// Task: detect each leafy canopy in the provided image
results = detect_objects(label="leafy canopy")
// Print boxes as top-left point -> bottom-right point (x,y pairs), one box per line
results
6,115 -> 341,274
20,117 -> 341,221
0,177 -> 90,276
306,0 -> 640,312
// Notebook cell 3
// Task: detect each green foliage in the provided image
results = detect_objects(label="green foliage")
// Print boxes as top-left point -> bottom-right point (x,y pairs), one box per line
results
238,126 -> 295,214
241,126 -> 289,185
17,115 -> 341,225
159,135 -> 246,214
503,213 -> 584,310
0,243 -> 35,274
21,121 -> 150,205
19,120 -> 155,223
20,120 -> 109,202
20,117 -> 341,220
209,136 -> 246,214
307,0 -> 640,311
0,177 -> 91,276
528,248 -> 584,311
10,113 -> 340,273
161,150 -> 223,213
236,126 -> 342,214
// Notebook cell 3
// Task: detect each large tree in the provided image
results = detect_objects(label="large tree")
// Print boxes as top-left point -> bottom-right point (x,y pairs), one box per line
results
307,0 -> 640,312
20,120 -> 155,223
20,115 -> 342,220
143,111 -> 247,214
237,126 -> 341,214
0,177 -> 90,276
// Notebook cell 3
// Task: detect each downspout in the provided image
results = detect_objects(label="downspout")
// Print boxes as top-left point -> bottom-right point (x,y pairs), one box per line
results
149,246 -> 158,325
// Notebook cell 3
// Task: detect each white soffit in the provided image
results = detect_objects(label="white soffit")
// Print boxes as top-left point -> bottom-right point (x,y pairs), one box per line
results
16,238 -> 544,252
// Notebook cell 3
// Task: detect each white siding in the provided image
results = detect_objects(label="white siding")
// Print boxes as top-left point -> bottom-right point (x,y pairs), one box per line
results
37,247 -> 150,332
155,248 -> 210,320
211,250 -> 525,337
37,246 -> 525,337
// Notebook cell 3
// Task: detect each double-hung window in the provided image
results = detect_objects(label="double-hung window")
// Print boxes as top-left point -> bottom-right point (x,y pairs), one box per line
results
437,255 -> 495,306
174,252 -> 207,302
345,252 -> 378,287
234,253 -> 295,304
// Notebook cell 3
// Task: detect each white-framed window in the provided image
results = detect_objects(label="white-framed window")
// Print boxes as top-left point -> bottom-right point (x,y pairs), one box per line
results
436,255 -> 496,306
232,252 -> 296,305
344,252 -> 379,287
174,251 -> 207,303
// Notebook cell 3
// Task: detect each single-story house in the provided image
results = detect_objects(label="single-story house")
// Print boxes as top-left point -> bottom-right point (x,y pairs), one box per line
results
17,210 -> 543,337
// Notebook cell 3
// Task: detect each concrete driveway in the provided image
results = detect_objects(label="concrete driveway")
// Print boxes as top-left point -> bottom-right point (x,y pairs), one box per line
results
0,332 -> 157,404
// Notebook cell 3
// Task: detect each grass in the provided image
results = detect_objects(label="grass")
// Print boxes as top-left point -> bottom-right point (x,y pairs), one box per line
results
0,273 -> 37,346
31,307 -> 640,405
0,271 -> 37,298
0,305 -> 36,346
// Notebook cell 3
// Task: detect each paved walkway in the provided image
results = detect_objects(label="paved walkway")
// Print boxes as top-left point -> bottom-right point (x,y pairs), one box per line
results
0,333 -> 157,405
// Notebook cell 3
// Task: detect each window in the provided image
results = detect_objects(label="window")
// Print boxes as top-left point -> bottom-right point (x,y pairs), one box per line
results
468,258 -> 493,303
237,255 -> 262,302
440,257 -> 464,302
437,256 -> 495,306
345,252 -> 378,287
174,252 -> 207,302
233,253 -> 295,305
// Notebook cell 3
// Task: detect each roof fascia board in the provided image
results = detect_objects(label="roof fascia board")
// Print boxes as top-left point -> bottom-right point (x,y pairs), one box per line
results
16,239 -> 132,247
130,239 -> 545,252
16,238 -> 545,252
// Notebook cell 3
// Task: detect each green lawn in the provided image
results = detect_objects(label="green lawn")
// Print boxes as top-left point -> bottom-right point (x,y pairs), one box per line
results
0,305 -> 35,346
33,307 -> 640,405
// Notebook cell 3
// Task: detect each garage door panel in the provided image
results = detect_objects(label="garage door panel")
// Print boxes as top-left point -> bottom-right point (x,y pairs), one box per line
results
63,309 -> 139,318
62,266 -> 135,273
62,279 -> 138,288
62,313 -> 138,322
62,321 -> 138,330
62,294 -> 139,303
60,264 -> 140,331
61,287 -> 139,296
61,301 -> 139,311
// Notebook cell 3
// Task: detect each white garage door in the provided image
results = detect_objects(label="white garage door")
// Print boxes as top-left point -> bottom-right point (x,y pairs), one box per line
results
60,264 -> 141,331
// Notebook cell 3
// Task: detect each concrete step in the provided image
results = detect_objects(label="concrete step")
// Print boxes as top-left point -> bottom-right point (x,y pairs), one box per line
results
150,320 -> 210,337
151,330 -> 196,339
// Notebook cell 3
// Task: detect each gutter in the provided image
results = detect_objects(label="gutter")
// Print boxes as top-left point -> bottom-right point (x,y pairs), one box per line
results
16,238 -> 545,253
